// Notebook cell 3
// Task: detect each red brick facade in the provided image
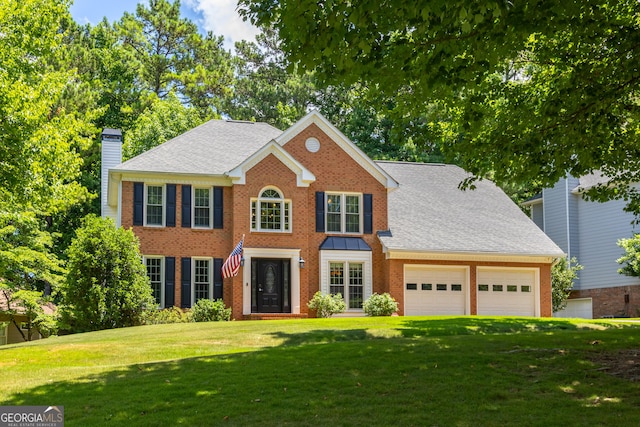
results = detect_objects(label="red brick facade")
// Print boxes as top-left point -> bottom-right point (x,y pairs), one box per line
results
115,115 -> 555,319
570,284 -> 640,318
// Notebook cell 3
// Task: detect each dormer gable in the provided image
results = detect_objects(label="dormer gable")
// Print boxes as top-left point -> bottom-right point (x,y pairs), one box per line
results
226,140 -> 316,187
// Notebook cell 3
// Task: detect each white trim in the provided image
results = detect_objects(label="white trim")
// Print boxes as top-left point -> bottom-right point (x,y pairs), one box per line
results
192,257 -> 213,304
250,186 -> 293,233
325,192 -> 363,235
476,266 -> 540,317
227,140 -> 316,187
192,186 -> 213,229
143,255 -> 165,308
381,248 -> 558,264
144,184 -> 166,227
565,178 -> 571,261
319,249 -> 373,312
241,248 -> 302,315
275,110 -> 399,190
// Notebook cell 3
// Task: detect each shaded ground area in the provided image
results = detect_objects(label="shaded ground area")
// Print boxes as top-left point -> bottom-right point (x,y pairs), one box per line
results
591,349 -> 640,382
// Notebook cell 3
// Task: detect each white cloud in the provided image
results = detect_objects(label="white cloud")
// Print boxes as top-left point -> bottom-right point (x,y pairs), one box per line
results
184,0 -> 261,50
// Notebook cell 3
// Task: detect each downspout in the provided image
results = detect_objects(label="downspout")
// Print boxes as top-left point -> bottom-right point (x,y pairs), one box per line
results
565,178 -> 571,261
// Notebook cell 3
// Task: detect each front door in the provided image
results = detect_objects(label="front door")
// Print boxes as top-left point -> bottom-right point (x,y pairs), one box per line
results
252,259 -> 290,313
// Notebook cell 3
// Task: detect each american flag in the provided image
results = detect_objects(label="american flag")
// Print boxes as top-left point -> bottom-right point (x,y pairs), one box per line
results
221,236 -> 244,279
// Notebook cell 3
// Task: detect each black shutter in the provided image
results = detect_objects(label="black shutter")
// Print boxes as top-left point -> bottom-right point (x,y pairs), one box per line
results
133,182 -> 144,226
213,187 -> 223,229
166,184 -> 176,227
164,257 -> 175,308
363,193 -> 373,234
315,191 -> 325,232
213,258 -> 223,299
181,257 -> 191,308
181,185 -> 192,228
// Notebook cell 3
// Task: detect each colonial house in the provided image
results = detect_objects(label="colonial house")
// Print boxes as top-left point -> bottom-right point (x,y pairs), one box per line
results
102,111 -> 563,320
524,175 -> 640,318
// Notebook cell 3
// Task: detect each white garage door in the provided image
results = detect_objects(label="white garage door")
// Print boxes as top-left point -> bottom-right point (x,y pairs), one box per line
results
477,268 -> 537,316
404,266 -> 468,315
553,298 -> 593,319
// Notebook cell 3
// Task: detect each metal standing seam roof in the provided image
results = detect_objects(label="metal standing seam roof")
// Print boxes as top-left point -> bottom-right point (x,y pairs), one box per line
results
320,237 -> 372,251
375,161 -> 565,257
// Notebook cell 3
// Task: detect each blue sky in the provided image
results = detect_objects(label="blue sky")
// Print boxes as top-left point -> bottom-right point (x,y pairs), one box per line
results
69,0 -> 259,50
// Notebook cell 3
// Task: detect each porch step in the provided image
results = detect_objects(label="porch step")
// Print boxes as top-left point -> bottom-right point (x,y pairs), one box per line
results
244,313 -> 309,321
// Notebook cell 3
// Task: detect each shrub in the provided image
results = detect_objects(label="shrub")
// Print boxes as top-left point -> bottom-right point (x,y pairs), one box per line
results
144,307 -> 191,324
363,293 -> 398,316
307,292 -> 346,318
191,299 -> 232,322
62,215 -> 155,332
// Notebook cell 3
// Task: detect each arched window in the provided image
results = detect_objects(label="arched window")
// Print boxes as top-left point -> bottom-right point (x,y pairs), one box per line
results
251,187 -> 291,232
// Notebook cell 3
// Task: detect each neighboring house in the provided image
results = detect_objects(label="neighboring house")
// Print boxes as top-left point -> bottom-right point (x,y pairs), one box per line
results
523,175 -> 640,318
102,111 -> 563,320
0,290 -> 55,345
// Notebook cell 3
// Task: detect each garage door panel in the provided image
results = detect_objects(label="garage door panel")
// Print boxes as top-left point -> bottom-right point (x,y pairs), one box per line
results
404,266 -> 467,316
477,269 -> 536,316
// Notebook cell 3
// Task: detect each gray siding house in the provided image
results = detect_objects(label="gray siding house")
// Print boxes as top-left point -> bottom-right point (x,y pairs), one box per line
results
524,175 -> 640,318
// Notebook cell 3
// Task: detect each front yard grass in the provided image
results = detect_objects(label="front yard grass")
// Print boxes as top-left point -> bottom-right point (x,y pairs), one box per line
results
1,316 -> 639,426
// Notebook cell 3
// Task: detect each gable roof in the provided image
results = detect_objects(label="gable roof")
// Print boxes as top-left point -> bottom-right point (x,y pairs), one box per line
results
112,119 -> 283,176
376,161 -> 565,260
277,110 -> 399,190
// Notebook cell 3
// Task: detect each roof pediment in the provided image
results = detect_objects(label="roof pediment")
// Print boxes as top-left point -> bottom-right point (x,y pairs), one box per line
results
276,110 -> 399,190
226,140 -> 316,187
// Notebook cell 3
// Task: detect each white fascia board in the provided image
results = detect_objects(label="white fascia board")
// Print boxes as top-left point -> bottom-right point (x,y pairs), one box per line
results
381,247 -> 562,264
226,140 -> 316,187
107,170 -> 232,206
276,110 -> 399,190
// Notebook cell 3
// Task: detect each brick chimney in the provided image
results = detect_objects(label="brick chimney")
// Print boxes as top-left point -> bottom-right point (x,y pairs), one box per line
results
101,128 -> 122,223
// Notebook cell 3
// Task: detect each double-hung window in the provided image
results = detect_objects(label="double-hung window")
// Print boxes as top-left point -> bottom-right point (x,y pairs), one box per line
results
146,185 -> 164,226
193,187 -> 212,228
145,257 -> 164,306
326,193 -> 361,234
329,261 -> 364,309
251,187 -> 291,232
193,258 -> 211,303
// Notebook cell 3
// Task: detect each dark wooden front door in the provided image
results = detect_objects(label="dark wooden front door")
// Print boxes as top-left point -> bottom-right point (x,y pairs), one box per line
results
252,258 -> 290,313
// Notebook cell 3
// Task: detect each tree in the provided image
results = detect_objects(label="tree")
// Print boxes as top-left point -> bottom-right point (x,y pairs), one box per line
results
0,0 -> 95,317
239,1 -> 640,213
617,234 -> 640,277
123,92 -> 205,160
552,257 -> 583,312
117,0 -> 234,117
225,28 -> 316,129
62,215 -> 154,332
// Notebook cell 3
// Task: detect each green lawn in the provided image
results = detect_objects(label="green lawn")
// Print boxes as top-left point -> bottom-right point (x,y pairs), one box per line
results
1,316 -> 639,426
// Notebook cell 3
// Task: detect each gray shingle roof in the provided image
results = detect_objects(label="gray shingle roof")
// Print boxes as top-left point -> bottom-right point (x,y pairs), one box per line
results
112,120 -> 283,175
376,161 -> 565,257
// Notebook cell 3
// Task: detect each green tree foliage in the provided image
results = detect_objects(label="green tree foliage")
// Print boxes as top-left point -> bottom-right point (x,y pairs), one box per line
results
62,216 -> 154,332
123,93 -> 205,160
191,299 -> 232,322
617,234 -> 640,277
239,0 -> 640,212
0,0 -> 94,317
117,0 -> 234,117
552,257 -> 583,312
225,28 -> 316,128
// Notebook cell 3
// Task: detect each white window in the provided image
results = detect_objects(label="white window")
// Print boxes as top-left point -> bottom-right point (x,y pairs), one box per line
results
326,193 -> 361,234
193,258 -> 212,303
145,184 -> 165,226
251,187 -> 291,233
193,187 -> 212,228
329,261 -> 364,309
145,257 -> 164,307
